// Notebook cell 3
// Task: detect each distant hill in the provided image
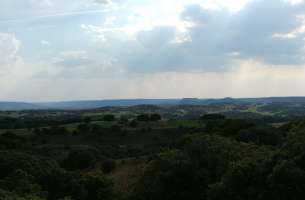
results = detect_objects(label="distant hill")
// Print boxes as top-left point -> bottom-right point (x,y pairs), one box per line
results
239,97 -> 305,104
180,97 -> 305,105
179,97 -> 236,105
0,102 -> 42,111
35,99 -> 181,110
2,97 -> 305,111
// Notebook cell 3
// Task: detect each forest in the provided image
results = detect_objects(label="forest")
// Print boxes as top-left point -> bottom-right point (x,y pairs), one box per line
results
0,104 -> 305,200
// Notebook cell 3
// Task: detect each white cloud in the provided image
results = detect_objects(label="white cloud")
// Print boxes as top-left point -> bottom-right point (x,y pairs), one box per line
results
104,16 -> 116,25
58,50 -> 88,59
51,50 -> 90,69
30,0 -> 53,7
0,0 -> 112,21
40,40 -> 51,46
0,33 -> 21,74
199,0 -> 254,12
2,0 -> 305,101
273,15 -> 305,39
49,49 -> 120,79
0,33 -> 60,99
286,0 -> 304,5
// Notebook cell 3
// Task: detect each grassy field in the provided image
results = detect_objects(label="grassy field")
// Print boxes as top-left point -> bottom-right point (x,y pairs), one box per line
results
243,104 -> 274,116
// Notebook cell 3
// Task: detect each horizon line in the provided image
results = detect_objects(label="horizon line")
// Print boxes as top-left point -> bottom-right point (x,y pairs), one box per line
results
1,96 -> 305,103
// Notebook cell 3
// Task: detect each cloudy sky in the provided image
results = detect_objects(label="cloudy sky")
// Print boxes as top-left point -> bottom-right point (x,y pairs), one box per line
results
1,0 -> 305,101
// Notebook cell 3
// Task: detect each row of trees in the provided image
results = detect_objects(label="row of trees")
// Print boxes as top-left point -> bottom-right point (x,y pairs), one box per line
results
136,114 -> 162,122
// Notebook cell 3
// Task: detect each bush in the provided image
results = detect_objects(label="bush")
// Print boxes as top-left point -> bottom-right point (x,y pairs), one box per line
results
129,120 -> 138,128
83,117 -> 91,124
200,114 -> 226,120
77,123 -> 91,133
101,159 -> 116,174
150,114 -> 162,121
137,114 -> 150,122
63,150 -> 97,171
102,115 -> 115,122
237,126 -> 283,146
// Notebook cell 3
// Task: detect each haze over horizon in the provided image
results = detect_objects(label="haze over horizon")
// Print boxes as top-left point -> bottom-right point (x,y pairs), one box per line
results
1,0 -> 305,101
5,96 -> 305,104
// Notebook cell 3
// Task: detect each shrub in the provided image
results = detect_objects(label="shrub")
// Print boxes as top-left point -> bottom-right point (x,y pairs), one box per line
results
137,114 -> 150,122
103,115 -> 115,122
150,114 -> 162,121
101,159 -> 116,174
63,150 -> 97,171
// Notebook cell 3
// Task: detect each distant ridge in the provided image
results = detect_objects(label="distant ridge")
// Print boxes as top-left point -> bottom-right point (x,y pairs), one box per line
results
1,97 -> 305,111
0,102 -> 41,111
36,99 -> 180,110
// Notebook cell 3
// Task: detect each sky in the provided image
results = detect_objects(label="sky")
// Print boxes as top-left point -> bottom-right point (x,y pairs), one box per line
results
1,0 -> 305,101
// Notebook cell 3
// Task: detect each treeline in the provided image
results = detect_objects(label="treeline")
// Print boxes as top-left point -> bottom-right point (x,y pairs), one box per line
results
0,113 -> 162,130
0,116 -> 83,129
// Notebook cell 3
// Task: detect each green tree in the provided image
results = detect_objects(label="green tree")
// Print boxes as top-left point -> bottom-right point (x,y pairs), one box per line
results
63,150 -> 97,171
150,114 -> 162,121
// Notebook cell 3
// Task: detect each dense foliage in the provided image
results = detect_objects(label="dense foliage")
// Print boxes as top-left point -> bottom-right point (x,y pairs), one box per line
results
1,108 -> 305,200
